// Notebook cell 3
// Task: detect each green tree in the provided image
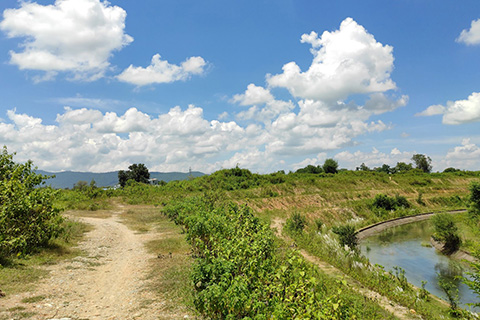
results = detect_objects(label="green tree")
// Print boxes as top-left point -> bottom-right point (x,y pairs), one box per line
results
118,163 -> 150,187
356,163 -> 370,171
392,162 -> 413,174
73,180 -> 88,190
295,164 -> 323,174
322,158 -> 338,174
375,164 -> 392,174
412,154 -> 432,173
0,146 -> 63,259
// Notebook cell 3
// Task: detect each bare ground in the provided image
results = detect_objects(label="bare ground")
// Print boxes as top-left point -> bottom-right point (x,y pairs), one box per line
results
0,206 -> 190,320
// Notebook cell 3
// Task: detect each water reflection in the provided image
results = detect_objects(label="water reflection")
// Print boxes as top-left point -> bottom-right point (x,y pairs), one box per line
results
360,220 -> 479,312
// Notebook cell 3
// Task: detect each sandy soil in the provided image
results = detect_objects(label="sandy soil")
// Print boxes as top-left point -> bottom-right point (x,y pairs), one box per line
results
0,207 -> 187,320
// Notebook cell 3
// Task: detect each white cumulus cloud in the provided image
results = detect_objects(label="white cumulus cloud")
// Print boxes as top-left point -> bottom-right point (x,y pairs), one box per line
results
418,92 -> 480,125
117,54 -> 207,86
0,0 -> 133,80
231,83 -> 274,106
457,18 -> 480,45
267,17 -> 396,103
441,139 -> 480,170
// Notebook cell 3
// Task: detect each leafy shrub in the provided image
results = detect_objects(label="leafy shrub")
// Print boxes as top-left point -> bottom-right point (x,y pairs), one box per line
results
163,196 -> 361,319
285,212 -> 307,233
469,181 -> 480,218
431,213 -> 461,254
332,224 -> 358,250
0,147 -> 63,259
371,193 -> 410,212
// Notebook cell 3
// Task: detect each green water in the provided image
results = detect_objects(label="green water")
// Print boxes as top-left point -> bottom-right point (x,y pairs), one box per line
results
360,220 -> 479,312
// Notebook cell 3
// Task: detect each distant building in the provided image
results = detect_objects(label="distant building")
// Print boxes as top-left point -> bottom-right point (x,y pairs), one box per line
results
148,178 -> 159,185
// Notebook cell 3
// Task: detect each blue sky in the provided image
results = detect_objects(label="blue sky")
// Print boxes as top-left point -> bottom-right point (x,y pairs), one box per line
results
0,0 -> 479,173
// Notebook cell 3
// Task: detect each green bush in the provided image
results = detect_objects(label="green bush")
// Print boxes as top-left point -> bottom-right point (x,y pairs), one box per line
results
0,147 -> 63,259
163,196 -> 365,319
332,225 -> 358,250
371,193 -> 410,212
285,212 -> 307,233
431,213 -> 461,254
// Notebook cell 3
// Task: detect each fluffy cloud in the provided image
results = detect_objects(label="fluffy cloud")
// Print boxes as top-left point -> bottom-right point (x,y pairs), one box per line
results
231,84 -> 274,106
457,18 -> 480,45
415,104 -> 445,117
418,92 -> 480,124
0,0 -> 133,80
117,54 -> 207,86
0,106 -> 249,172
267,17 -> 396,103
442,139 -> 480,170
230,18 -> 405,158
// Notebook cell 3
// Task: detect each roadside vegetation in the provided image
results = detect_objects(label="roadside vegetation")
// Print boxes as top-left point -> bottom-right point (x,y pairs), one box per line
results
2,151 -> 480,318
0,147 -> 90,301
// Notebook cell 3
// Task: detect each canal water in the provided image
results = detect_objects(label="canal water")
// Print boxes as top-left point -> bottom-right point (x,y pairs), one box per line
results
360,220 -> 479,312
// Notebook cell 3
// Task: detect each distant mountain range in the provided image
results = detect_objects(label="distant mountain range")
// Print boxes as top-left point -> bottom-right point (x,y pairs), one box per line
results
36,170 -> 205,189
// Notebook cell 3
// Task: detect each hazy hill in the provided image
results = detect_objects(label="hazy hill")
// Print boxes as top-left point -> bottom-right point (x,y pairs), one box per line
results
37,170 -> 205,189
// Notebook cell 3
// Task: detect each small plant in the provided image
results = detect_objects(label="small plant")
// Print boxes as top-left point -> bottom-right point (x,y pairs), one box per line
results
416,192 -> 425,206
462,250 -> 480,309
438,275 -> 461,317
285,212 -> 307,233
393,266 -> 410,291
314,219 -> 323,232
332,224 -> 358,250
419,280 -> 430,301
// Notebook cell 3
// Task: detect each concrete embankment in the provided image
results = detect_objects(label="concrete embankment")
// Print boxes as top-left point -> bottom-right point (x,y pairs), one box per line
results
357,209 -> 466,240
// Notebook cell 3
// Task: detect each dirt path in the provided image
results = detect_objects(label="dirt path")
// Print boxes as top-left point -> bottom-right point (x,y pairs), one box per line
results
0,207 -> 184,320
271,218 -> 420,320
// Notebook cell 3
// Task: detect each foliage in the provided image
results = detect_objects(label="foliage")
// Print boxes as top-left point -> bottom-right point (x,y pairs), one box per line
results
444,167 -> 461,173
0,146 -> 63,259
374,164 -> 391,174
392,162 -> 413,174
438,274 -> 461,316
118,163 -> 150,187
371,194 -> 410,212
323,158 -> 339,174
431,213 -> 462,254
162,196 -> 380,319
314,218 -> 324,232
412,154 -> 433,173
419,280 -> 430,301
356,163 -> 370,171
296,164 -> 324,174
463,250 -> 480,309
468,181 -> 480,217
285,212 -> 307,233
331,225 -> 358,250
